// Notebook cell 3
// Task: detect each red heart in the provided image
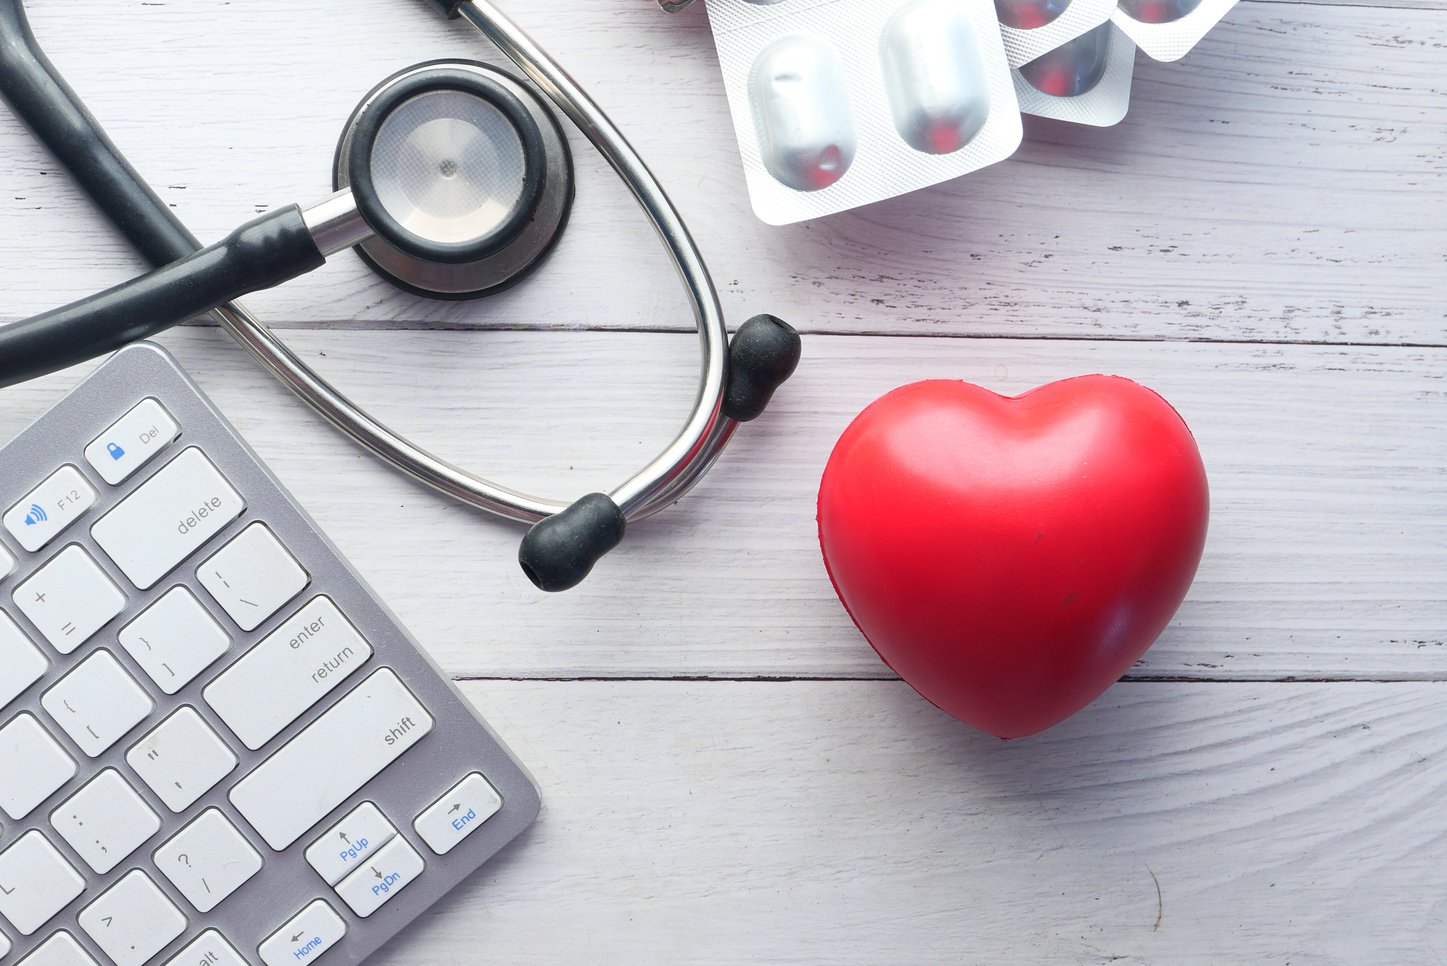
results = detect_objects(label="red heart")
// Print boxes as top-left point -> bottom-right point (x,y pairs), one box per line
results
818,377 -> 1209,738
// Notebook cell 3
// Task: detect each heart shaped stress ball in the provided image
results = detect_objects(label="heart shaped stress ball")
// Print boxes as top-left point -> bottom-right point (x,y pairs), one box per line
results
818,377 -> 1209,738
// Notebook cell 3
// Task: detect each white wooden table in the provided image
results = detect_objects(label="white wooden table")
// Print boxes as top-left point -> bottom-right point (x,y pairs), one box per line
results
1,0 -> 1444,961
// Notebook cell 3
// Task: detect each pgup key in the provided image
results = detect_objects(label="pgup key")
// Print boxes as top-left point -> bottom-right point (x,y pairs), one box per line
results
305,802 -> 398,886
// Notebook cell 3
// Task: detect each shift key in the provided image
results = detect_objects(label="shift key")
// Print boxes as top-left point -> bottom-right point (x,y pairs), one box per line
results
231,669 -> 433,850
204,597 -> 373,750
91,447 -> 244,589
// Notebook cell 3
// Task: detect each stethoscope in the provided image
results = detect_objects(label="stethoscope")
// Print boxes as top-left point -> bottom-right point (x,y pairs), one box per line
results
0,0 -> 801,591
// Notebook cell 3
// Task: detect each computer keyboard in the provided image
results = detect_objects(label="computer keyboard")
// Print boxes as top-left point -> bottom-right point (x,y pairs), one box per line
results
0,343 -> 540,965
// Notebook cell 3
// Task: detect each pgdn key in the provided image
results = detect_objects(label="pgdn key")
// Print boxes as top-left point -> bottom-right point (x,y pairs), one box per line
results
335,836 -> 425,918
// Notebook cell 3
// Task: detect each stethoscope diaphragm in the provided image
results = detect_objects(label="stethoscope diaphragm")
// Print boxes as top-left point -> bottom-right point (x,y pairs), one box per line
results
334,61 -> 573,299
0,8 -> 801,592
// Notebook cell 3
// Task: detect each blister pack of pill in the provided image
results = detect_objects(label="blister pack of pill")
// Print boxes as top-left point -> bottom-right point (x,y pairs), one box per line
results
996,0 -> 1117,69
1012,23 -> 1135,126
1111,0 -> 1239,62
675,0 -> 1243,223
706,0 -> 1023,226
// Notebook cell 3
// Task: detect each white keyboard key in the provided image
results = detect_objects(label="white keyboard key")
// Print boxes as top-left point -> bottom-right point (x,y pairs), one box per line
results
204,596 -> 374,750
50,769 -> 161,875
414,773 -> 504,856
0,832 -> 85,936
126,708 -> 237,813
118,587 -> 230,694
0,542 -> 13,579
13,546 -> 127,654
305,802 -> 398,886
4,466 -> 97,553
258,901 -> 346,966
335,835 -> 425,918
17,932 -> 97,966
154,808 -> 264,914
198,523 -> 309,632
163,930 -> 247,966
91,448 -> 245,590
230,669 -> 433,850
77,870 -> 186,966
0,610 -> 48,711
41,651 -> 153,757
84,398 -> 180,486
0,714 -> 76,820
0,928 -> 9,958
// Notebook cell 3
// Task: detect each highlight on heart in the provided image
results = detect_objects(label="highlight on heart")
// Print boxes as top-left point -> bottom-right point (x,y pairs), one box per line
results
817,375 -> 1210,739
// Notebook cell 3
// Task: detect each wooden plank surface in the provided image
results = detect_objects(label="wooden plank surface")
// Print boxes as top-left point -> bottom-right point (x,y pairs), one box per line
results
379,680 -> 1447,965
2,328 -> 1441,681
0,1 -> 1440,345
0,0 -> 1443,962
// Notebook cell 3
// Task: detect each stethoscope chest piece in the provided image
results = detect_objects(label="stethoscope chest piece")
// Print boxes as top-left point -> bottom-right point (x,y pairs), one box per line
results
334,60 -> 574,299
0,3 -> 802,593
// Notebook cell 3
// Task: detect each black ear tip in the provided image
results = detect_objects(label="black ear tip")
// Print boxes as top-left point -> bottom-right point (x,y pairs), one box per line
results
518,493 -> 627,592
724,314 -> 802,422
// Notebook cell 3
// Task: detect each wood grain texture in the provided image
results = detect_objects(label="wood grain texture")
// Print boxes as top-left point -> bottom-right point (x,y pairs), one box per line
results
0,3 -> 1442,962
2,328 -> 1440,681
377,679 -> 1447,965
0,1 -> 1440,345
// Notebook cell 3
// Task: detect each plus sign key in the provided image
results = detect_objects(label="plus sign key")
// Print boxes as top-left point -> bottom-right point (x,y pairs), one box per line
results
13,545 -> 126,654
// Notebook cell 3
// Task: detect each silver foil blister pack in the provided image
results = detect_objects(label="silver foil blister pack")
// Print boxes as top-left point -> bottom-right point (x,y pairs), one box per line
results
1013,23 -> 1136,126
706,0 -> 1023,226
1111,0 -> 1239,61
995,0 -> 1116,69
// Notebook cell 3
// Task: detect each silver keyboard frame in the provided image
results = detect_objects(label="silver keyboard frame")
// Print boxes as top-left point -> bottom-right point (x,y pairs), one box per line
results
0,343 -> 540,965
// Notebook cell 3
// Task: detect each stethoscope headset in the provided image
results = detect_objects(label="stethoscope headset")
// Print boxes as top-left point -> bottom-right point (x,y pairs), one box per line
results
0,0 -> 802,591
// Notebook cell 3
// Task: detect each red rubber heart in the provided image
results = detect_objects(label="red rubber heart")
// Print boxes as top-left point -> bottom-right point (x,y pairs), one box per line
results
818,376 -> 1209,738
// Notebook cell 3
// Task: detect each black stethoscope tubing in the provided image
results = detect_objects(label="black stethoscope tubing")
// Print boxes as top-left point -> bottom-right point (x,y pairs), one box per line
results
0,0 -> 801,591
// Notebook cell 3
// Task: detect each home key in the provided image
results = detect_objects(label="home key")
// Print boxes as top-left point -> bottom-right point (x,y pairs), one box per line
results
0,343 -> 539,965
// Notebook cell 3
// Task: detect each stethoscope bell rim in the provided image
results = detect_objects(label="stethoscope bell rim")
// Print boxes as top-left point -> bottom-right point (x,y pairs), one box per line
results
334,60 -> 574,299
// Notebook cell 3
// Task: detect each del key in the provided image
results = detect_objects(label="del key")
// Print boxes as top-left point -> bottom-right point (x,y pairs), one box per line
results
92,447 -> 245,589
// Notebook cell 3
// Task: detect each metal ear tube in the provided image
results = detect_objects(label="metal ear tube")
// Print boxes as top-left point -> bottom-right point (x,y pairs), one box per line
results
430,0 -> 803,589
520,314 -> 801,593
0,0 -> 800,591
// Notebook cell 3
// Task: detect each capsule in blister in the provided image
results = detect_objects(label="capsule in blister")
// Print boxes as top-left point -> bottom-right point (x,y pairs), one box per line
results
1118,0 -> 1203,24
1018,22 -> 1110,96
995,0 -> 1072,30
750,35 -> 857,191
880,0 -> 991,155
